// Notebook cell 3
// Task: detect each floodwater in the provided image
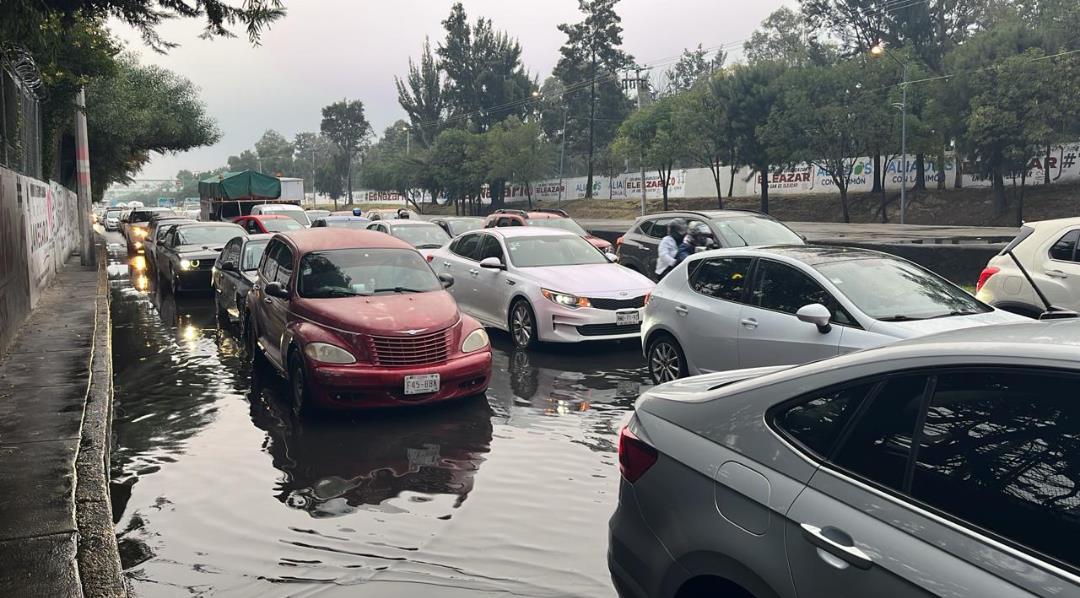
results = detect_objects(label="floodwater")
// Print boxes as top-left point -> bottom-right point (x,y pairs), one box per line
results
105,238 -> 650,597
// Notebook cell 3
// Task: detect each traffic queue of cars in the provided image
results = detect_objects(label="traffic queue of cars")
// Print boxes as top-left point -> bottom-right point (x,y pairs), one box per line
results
113,203 -> 1080,596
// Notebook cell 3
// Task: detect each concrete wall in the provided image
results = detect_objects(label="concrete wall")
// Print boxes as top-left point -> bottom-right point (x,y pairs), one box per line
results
0,166 -> 80,353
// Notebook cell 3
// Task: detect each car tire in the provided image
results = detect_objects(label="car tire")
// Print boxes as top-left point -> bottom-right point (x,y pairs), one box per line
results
288,349 -> 313,418
647,333 -> 688,384
509,299 -> 538,350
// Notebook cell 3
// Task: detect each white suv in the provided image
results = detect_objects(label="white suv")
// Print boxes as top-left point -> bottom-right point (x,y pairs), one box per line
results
977,218 -> 1080,317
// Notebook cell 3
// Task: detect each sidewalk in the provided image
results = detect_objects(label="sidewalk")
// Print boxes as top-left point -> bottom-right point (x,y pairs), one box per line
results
0,245 -> 125,597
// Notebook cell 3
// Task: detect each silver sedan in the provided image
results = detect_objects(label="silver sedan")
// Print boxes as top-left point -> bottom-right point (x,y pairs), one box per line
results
611,320 -> 1080,598
642,245 -> 1026,383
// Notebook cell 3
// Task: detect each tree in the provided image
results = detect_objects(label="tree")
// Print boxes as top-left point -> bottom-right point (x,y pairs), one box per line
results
430,128 -> 488,215
396,38 -> 448,148
436,3 -> 536,133
664,44 -> 725,93
744,7 -> 832,67
554,0 -> 635,198
320,99 -> 370,202
728,61 -> 786,213
253,129 -> 294,176
763,60 -> 877,223
674,75 -> 735,207
227,150 -> 259,172
86,55 -> 220,200
613,95 -> 685,210
485,117 -> 554,208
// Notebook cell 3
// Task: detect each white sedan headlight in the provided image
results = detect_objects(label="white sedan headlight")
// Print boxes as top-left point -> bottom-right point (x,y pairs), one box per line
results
461,328 -> 490,353
541,288 -> 590,308
304,342 -> 357,364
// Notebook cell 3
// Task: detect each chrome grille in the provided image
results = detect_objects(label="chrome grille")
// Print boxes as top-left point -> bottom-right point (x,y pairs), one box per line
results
368,329 -> 451,366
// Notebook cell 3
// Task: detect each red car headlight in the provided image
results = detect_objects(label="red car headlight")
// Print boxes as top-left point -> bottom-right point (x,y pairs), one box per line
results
461,328 -> 490,353
304,342 -> 357,364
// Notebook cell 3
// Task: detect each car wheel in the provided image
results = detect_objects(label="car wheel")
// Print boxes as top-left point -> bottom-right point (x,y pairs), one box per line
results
288,350 -> 313,418
647,334 -> 687,384
509,300 -> 538,349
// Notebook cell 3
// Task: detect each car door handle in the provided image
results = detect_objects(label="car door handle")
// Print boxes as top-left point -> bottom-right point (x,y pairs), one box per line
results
800,523 -> 872,570
674,305 -> 688,316
442,261 -> 451,268
469,269 -> 479,277
1046,269 -> 1069,279
740,317 -> 758,329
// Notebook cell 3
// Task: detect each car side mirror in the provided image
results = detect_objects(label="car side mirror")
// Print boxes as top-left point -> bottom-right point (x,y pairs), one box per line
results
479,257 -> 505,270
605,252 -> 619,263
219,261 -> 237,272
796,303 -> 832,333
438,272 -> 454,289
264,281 -> 289,299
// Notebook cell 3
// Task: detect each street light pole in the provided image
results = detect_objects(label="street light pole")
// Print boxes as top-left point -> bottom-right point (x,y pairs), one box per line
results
870,42 -> 910,225
311,149 -> 316,207
558,104 -> 567,209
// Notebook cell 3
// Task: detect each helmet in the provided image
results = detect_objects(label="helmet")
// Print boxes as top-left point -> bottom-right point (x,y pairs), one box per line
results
690,222 -> 710,237
668,218 -> 688,237
352,207 -> 363,217
397,209 -> 410,219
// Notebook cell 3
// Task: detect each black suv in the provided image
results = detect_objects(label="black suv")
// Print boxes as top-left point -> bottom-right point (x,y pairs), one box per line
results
616,210 -> 805,280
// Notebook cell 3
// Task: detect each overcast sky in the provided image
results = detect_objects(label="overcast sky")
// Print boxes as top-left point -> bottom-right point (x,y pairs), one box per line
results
111,0 -> 789,180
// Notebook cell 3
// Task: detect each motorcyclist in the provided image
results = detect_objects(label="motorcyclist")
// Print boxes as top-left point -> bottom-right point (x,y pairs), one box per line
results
655,218 -> 687,279
677,222 -> 713,263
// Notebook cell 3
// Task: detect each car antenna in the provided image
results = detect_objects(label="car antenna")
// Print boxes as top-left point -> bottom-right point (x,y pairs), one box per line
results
1005,249 -> 1078,320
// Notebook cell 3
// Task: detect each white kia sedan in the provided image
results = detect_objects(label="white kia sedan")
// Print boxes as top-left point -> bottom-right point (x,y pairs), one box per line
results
430,228 -> 655,348
643,245 -> 1027,383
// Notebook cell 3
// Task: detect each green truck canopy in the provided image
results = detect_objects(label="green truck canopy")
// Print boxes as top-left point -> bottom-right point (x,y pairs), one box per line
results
198,170 -> 281,201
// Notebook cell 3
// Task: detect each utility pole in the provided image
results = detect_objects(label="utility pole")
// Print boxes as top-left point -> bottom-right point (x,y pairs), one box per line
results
636,68 -> 646,217
311,149 -> 316,207
74,88 -> 94,265
558,104 -> 567,209
871,42 -> 910,225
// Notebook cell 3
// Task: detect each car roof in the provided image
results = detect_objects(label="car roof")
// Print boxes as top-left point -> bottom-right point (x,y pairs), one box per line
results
245,214 -> 292,220
1026,217 -> 1080,229
322,215 -> 368,221
173,222 -> 243,229
697,244 -> 891,266
133,207 -> 173,212
255,204 -> 303,210
381,219 -> 437,226
487,227 -> 578,239
637,209 -> 773,222
243,233 -> 274,242
279,228 -> 414,252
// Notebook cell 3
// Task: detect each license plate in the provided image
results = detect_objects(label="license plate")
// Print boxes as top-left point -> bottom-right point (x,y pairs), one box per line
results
404,373 -> 440,395
616,310 -> 641,326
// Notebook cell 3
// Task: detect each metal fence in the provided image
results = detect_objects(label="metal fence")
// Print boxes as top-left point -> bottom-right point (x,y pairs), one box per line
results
0,57 -> 43,180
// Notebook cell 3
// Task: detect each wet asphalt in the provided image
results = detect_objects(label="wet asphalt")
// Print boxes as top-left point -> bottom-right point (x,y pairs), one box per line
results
104,233 -> 649,597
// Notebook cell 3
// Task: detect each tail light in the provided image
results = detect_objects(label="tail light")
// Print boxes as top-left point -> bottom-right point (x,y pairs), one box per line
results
426,254 -> 435,263
976,266 -> 1000,293
643,292 -> 651,306
618,426 -> 658,483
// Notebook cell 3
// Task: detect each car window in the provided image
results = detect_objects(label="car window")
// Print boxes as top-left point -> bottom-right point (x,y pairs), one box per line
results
1049,229 -> 1079,262
176,225 -> 243,246
646,218 -> 673,239
832,376 -> 929,492
451,233 -> 483,261
260,241 -> 281,282
274,243 -> 294,285
687,257 -> 752,302
911,371 -> 1080,570
220,239 -> 241,267
262,218 -> 303,233
773,383 -> 875,457
750,259 -> 852,325
477,235 -> 503,262
298,249 -> 441,298
496,217 -> 514,227
448,219 -> 482,236
242,240 -> 270,271
711,217 -> 804,247
392,223 -> 451,249
505,235 -> 608,268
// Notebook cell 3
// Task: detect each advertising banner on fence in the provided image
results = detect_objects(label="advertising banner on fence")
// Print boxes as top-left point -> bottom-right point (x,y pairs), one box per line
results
21,175 -> 54,306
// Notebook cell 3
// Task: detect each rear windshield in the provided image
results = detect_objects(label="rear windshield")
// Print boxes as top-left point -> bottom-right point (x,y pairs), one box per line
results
326,219 -> 371,229
393,223 -> 451,249
526,218 -> 587,235
711,217 -> 804,247
262,218 -> 304,232
999,226 -> 1035,255
447,219 -> 483,236
131,209 -> 175,223
259,207 -> 310,226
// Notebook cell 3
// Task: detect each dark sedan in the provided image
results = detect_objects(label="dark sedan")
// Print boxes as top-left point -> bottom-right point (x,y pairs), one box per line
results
429,216 -> 484,237
213,233 -> 272,325
157,222 -> 246,293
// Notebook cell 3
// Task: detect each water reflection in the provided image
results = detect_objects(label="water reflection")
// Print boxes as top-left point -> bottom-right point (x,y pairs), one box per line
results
248,364 -> 493,518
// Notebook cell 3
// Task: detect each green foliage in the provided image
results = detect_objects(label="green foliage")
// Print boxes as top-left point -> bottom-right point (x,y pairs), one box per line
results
86,55 -> 220,200
727,60 -> 787,212
553,0 -> 635,196
253,129 -> 294,176
745,7 -> 833,67
665,45 -> 725,93
436,3 -> 536,133
430,128 -> 488,211
320,99 -> 370,200
674,74 -> 735,205
613,95 -> 686,209
395,38 -> 447,148
485,117 -> 554,205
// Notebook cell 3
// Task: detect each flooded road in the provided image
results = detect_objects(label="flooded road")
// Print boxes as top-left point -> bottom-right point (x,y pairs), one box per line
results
105,236 -> 650,597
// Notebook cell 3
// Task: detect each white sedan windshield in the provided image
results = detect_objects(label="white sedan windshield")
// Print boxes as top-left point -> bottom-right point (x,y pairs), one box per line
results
506,236 -> 607,268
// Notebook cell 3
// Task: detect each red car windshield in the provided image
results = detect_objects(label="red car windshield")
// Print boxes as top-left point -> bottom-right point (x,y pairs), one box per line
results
298,248 -> 442,298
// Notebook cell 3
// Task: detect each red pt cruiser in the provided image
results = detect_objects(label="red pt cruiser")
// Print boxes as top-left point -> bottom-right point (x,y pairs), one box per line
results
246,229 -> 492,414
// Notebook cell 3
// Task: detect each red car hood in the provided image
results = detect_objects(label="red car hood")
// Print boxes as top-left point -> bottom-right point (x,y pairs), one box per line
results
583,234 -> 612,250
293,290 -> 460,337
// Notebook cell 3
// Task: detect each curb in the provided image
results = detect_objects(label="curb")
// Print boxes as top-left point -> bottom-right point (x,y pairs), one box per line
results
74,238 -> 126,597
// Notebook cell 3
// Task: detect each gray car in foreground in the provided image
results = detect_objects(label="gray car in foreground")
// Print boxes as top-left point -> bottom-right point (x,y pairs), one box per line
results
610,320 -> 1080,598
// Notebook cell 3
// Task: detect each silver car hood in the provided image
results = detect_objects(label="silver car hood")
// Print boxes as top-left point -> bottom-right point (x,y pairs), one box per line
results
643,365 -> 793,405
521,263 -> 654,296
866,308 -> 1029,338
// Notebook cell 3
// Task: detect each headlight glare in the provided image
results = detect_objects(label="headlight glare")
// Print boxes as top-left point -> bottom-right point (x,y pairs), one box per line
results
180,259 -> 199,270
461,328 -> 490,353
304,342 -> 356,364
541,288 -> 590,308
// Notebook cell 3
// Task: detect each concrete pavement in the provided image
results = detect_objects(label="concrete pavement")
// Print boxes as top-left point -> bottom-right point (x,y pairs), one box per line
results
0,243 -> 125,597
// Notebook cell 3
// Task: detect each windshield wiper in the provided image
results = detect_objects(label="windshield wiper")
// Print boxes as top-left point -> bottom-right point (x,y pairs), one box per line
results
878,315 -> 929,322
315,287 -> 364,298
372,286 -> 425,294
416,244 -> 444,249
928,310 -> 980,319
